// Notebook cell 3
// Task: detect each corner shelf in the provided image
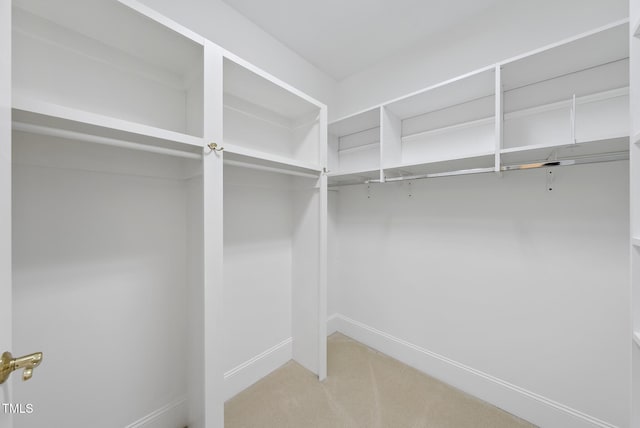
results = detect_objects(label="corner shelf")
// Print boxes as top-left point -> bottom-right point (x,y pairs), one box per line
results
223,57 -> 323,170
327,168 -> 380,186
328,108 -> 381,176
224,145 -> 322,178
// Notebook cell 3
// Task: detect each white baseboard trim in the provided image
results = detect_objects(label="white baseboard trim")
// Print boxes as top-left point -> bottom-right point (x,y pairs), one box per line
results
332,314 -> 617,428
224,337 -> 293,401
124,396 -> 187,428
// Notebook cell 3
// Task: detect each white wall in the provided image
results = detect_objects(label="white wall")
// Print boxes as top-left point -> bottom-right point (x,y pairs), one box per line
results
223,167 -> 293,375
11,137 -> 192,428
332,161 -> 630,427
137,0 -> 337,109
335,0 -> 629,120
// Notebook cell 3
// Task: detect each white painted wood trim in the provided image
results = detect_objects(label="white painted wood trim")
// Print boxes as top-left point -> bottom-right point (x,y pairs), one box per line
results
327,167 -> 380,178
501,141 -> 568,155
504,87 -> 629,121
331,314 -> 618,428
224,338 -> 293,401
498,19 -> 629,67
385,151 -> 495,171
318,172 -> 328,381
224,144 -> 322,172
329,20 -> 628,126
501,135 -> 629,156
338,141 -> 380,155
117,0 -> 206,45
223,102 -> 292,130
495,65 -> 503,172
401,117 -> 494,142
13,121 -> 201,160
12,95 -> 203,147
202,40 -> 225,428
327,313 -> 340,335
123,397 -> 187,428
330,66 -> 496,125
221,53 -> 325,110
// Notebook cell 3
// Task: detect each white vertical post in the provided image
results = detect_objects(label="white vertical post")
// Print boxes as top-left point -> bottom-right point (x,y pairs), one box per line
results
381,106 -> 402,182
318,171 -> 328,381
379,107 -> 385,182
570,94 -> 576,144
318,106 -> 328,381
0,0 -> 12,425
494,65 -> 503,173
202,41 -> 224,428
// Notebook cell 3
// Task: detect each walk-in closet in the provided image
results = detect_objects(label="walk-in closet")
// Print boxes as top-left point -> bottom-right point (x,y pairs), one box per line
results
1,0 -> 638,427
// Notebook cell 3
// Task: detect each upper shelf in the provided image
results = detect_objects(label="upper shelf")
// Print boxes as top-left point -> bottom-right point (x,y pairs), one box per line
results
223,57 -> 323,169
501,22 -> 628,93
13,96 -> 203,151
328,108 -> 381,176
12,0 -> 205,137
385,68 -> 495,121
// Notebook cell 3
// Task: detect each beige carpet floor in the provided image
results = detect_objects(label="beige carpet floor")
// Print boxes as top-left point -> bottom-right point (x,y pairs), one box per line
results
225,333 -> 536,428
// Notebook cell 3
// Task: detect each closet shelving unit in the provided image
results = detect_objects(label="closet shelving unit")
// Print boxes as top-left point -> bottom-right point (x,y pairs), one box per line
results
328,107 -> 381,185
500,22 -> 629,166
327,20 -> 630,187
381,67 -> 496,180
8,0 -> 327,427
220,52 -> 328,401
223,56 -> 324,174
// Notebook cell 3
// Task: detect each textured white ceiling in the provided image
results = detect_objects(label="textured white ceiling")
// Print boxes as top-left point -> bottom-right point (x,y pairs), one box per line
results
221,0 -> 503,80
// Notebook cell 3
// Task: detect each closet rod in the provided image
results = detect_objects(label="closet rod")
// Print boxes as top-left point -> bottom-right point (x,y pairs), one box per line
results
224,159 -> 320,179
12,122 -> 202,160
365,151 -> 628,184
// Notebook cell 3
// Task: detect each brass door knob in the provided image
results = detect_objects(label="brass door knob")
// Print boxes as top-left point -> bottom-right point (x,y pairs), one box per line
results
0,351 -> 43,384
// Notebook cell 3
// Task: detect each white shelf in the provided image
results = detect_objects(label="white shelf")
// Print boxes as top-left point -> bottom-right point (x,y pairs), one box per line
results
501,23 -> 628,92
635,332 -> 640,348
386,68 -> 495,120
327,168 -> 380,186
500,137 -> 628,165
12,96 -> 203,152
328,107 -> 381,176
384,152 -> 495,178
224,144 -> 322,177
329,108 -> 380,137
223,58 -> 323,168
13,2 -> 205,137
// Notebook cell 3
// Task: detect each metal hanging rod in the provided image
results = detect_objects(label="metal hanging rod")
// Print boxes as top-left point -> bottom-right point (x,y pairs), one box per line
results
363,151 -> 628,184
12,122 -> 202,160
